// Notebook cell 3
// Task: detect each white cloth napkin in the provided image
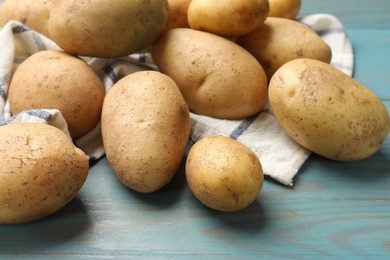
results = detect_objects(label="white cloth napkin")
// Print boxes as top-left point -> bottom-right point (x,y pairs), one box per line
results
0,14 -> 354,186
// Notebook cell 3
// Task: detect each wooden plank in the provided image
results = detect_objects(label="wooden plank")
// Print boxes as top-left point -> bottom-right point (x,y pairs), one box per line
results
0,138 -> 389,258
348,29 -> 390,99
300,0 -> 390,29
0,0 -> 389,258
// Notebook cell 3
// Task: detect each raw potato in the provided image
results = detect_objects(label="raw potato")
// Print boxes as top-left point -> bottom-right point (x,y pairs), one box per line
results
0,0 -> 53,37
164,0 -> 191,31
0,123 -> 89,224
268,0 -> 301,19
186,135 -> 264,212
236,17 -> 332,79
101,71 -> 190,193
8,50 -> 105,138
187,0 -> 269,36
152,28 -> 268,120
48,0 -> 169,58
269,58 -> 390,161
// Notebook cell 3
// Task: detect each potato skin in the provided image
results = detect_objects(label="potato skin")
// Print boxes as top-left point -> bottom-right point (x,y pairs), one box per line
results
152,28 -> 268,120
186,135 -> 264,212
164,0 -> 191,31
0,0 -> 53,37
8,50 -> 105,138
48,0 -> 168,58
187,0 -> 269,36
269,58 -> 390,161
268,0 -> 301,19
236,17 -> 332,80
101,71 -> 190,193
0,123 -> 88,224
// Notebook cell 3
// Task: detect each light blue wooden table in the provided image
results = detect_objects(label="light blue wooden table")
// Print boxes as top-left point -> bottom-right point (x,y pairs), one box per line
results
1,0 -> 389,258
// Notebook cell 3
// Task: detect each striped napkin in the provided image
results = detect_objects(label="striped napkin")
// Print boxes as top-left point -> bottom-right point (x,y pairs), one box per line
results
0,14 -> 354,186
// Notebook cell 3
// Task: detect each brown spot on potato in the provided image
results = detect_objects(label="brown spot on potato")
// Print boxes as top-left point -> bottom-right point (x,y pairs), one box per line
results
296,48 -> 304,57
288,89 -> 296,97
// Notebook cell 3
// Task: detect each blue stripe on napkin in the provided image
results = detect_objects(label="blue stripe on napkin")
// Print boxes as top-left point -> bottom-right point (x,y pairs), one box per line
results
315,27 -> 346,37
12,25 -> 29,34
12,24 -> 47,51
31,31 -> 47,51
229,114 -> 258,140
0,87 -> 6,101
104,65 -> 118,84
24,109 -> 52,121
0,74 -> 7,100
1,109 -> 53,125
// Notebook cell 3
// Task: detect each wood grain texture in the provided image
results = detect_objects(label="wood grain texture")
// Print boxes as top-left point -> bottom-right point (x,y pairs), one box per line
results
0,0 -> 389,258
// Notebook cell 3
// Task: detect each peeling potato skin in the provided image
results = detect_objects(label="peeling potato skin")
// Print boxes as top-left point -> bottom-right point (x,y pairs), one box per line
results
101,71 -> 191,193
0,124 -> 89,224
269,58 -> 390,161
186,135 -> 264,212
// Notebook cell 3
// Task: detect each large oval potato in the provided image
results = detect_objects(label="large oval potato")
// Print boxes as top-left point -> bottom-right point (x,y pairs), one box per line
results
152,28 -> 268,120
269,58 -> 390,161
48,0 -> 168,58
0,123 -> 88,224
236,17 -> 332,80
101,71 -> 190,193
8,50 -> 105,138
268,0 -> 301,19
187,0 -> 269,36
0,0 -> 53,37
186,135 -> 264,212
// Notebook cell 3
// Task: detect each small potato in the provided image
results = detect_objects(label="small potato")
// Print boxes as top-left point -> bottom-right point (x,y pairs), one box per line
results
268,0 -> 301,19
0,123 -> 88,224
0,0 -> 53,37
269,58 -> 390,161
152,28 -> 268,120
8,50 -> 105,138
48,0 -> 168,58
188,0 -> 269,36
101,71 -> 190,193
186,135 -> 264,212
236,17 -> 332,80
164,0 -> 191,31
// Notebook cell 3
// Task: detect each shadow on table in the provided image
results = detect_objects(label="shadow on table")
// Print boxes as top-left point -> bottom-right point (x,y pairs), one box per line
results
122,156 -> 189,208
200,199 -> 270,238
298,148 -> 390,183
0,196 -> 91,250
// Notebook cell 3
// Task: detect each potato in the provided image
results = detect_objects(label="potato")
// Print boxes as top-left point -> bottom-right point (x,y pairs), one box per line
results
101,71 -> 190,193
0,123 -> 88,224
8,50 -> 105,138
187,0 -> 269,36
186,135 -> 264,212
269,58 -> 390,161
0,0 -> 53,37
268,0 -> 301,19
236,17 -> 332,80
164,0 -> 191,31
47,0 -> 169,58
152,28 -> 268,120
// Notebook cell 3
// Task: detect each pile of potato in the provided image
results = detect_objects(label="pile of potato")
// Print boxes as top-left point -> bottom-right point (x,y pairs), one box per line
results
0,0 -> 389,223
